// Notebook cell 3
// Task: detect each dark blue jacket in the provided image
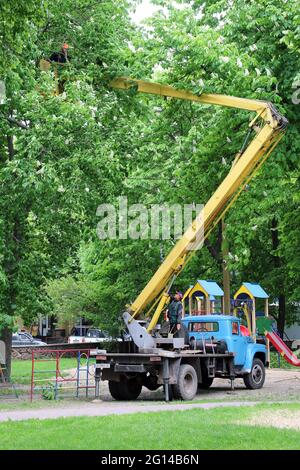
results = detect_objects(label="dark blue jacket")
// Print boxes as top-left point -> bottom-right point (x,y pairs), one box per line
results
167,300 -> 183,324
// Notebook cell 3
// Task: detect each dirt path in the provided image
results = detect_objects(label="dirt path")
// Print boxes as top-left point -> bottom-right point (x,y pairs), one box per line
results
105,369 -> 300,402
239,409 -> 300,430
65,366 -> 300,402
0,400 -> 271,422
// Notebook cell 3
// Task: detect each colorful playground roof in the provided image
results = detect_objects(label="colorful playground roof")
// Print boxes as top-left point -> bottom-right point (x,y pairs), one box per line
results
238,282 -> 269,299
182,285 -> 193,301
196,280 -> 224,297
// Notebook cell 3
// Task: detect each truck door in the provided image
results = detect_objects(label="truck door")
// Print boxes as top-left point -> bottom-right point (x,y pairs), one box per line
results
231,321 -> 247,365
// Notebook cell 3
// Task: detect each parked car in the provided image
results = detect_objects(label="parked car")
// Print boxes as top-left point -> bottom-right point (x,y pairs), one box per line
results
68,328 -> 113,344
12,332 -> 47,347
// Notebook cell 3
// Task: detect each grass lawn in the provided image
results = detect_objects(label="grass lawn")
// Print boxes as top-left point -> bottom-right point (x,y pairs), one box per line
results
0,398 -> 92,411
270,351 -> 298,369
0,403 -> 299,450
11,357 -> 93,384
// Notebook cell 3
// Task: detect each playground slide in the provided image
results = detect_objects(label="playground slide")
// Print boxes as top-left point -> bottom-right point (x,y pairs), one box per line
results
266,331 -> 300,367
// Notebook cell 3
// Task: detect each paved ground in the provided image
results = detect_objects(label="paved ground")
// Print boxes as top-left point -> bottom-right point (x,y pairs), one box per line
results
0,369 -> 299,422
0,400 -> 273,422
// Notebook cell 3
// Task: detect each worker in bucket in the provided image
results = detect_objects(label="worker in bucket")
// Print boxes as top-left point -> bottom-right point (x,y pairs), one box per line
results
50,43 -> 70,63
166,291 -> 183,334
49,43 -> 70,94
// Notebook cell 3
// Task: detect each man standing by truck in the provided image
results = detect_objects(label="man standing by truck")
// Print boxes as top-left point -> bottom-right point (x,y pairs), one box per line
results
166,292 -> 183,333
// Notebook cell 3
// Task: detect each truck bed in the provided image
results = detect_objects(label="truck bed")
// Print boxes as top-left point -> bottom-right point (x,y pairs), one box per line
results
91,350 -> 235,361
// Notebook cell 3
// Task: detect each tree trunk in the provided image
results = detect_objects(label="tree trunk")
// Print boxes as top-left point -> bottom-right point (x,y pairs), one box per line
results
0,328 -> 12,379
222,219 -> 231,314
204,221 -> 230,313
271,218 -> 285,338
277,294 -> 286,339
1,130 -> 18,380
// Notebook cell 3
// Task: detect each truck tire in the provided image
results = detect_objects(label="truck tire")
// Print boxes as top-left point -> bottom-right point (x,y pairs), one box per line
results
109,377 -> 142,400
172,364 -> 198,400
243,358 -> 265,390
108,380 -> 124,400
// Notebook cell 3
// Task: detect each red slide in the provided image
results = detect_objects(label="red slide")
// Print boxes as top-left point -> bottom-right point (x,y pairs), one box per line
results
266,331 -> 300,367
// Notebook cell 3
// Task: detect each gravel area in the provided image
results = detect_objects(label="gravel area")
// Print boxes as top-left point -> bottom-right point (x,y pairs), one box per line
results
96,368 -> 300,402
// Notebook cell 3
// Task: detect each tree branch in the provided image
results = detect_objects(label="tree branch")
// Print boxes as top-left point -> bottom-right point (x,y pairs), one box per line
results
6,116 -> 30,130
204,239 -> 220,262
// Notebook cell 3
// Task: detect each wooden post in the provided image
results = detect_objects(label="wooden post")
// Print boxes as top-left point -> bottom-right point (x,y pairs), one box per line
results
189,295 -> 192,316
252,298 -> 256,342
197,297 -> 201,315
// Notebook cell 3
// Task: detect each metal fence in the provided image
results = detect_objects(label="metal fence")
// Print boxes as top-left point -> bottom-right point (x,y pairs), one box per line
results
30,348 -> 97,401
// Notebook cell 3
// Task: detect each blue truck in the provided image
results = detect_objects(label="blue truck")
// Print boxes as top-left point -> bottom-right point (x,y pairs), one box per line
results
93,314 -> 267,401
182,314 -> 267,391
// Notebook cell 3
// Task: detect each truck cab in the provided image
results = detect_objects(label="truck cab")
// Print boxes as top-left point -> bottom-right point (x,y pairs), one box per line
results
182,314 -> 267,388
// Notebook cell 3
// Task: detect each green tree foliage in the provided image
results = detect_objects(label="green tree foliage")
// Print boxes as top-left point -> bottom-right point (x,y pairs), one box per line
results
1,0 -> 299,359
0,0 -> 145,372
190,0 -> 300,332
48,0 -> 300,336
129,0 -> 300,333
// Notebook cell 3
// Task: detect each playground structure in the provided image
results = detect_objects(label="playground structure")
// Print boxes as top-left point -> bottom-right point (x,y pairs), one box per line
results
265,330 -> 300,367
182,279 -> 300,369
182,280 -> 268,338
232,282 -> 269,341
182,280 -> 224,316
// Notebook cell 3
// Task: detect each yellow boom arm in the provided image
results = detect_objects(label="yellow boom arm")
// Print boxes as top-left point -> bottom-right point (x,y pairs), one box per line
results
110,77 -> 288,332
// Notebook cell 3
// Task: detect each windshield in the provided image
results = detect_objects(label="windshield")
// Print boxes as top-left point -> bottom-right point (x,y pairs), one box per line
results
189,322 -> 219,333
87,329 -> 106,338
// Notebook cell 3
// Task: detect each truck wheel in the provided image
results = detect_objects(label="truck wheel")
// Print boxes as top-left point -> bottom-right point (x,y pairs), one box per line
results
172,364 -> 198,400
109,377 -> 142,400
243,358 -> 265,390
108,380 -> 124,400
